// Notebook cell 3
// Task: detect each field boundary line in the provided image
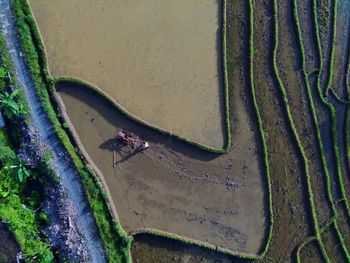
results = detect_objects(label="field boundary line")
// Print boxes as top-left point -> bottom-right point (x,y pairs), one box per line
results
313,0 -> 350,223
19,0 -> 232,154
292,0 -> 350,260
9,0 -> 275,260
272,0 -> 330,261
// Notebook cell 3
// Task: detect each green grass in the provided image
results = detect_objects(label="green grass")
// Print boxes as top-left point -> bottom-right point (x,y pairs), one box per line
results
271,0 -> 330,262
0,130 -> 54,263
9,0 -> 274,260
292,0 -> 350,260
247,0 -> 273,258
0,28 -> 54,263
10,0 -> 133,261
313,0 -> 350,222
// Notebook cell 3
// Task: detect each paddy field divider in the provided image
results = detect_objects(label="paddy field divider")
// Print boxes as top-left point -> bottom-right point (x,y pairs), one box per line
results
292,0 -> 350,260
8,0 -> 275,260
312,0 -> 350,223
16,0 -> 232,154
325,0 -> 338,97
246,0 -> 273,258
10,0 -> 133,261
272,0 -> 330,261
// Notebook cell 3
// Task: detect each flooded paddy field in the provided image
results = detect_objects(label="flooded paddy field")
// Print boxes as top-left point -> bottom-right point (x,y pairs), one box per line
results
16,0 -> 350,261
56,67 -> 266,254
54,0 -> 268,256
28,0 -> 227,149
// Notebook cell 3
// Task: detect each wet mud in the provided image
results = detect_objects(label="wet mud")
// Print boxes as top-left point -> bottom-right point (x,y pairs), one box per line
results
56,56 -> 267,254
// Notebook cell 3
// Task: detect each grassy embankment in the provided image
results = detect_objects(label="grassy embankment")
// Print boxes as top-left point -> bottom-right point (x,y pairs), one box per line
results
314,0 -> 350,221
0,31 -> 54,262
271,0 -> 331,262
10,0 -> 274,260
292,0 -> 350,261
10,0 -> 133,262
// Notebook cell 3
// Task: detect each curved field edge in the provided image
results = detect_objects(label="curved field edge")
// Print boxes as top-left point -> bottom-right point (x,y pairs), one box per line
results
314,0 -> 350,222
292,0 -> 350,260
23,0 -> 232,154
9,0 -> 274,260
10,0 -> 132,261
272,0 -> 333,262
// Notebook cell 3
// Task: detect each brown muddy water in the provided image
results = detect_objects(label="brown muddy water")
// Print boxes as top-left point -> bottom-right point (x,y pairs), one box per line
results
131,234 -> 232,263
56,75 -> 267,255
0,223 -> 20,262
28,0 -> 226,149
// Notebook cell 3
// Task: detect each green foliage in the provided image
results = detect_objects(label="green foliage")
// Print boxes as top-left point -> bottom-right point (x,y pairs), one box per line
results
4,161 -> 31,183
292,0 -> 350,260
272,1 -> 331,262
10,0 -> 131,261
0,130 -> 54,262
0,89 -> 26,119
0,66 -> 6,79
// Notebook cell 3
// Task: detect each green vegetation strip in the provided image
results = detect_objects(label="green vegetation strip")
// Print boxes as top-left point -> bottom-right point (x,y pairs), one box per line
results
9,0 -> 275,260
0,32 -> 54,262
313,0 -> 350,221
272,0 -> 330,262
10,0 -> 132,262
292,0 -> 350,260
325,0 -> 338,96
247,0 -> 273,258
128,0 -> 274,258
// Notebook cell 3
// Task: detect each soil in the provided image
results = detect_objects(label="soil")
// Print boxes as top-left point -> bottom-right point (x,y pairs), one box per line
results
56,65 -> 267,254
0,223 -> 20,263
28,0 -> 227,149
23,0 -> 350,261
54,0 -> 269,255
131,234 -> 232,263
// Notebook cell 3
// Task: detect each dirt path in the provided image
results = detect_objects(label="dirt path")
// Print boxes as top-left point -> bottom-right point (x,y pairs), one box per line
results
0,0 -> 105,261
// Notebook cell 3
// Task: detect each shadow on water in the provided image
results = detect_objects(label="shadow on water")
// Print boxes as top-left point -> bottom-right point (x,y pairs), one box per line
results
99,138 -> 145,163
56,81 -> 222,162
131,234 -> 249,263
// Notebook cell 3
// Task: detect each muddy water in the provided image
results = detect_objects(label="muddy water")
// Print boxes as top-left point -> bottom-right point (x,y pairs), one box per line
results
28,0 -> 226,149
57,75 -> 266,254
131,234 -> 232,263
0,223 -> 20,262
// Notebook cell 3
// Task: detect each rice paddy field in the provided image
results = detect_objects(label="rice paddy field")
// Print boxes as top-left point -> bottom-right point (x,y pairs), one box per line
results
10,0 -> 350,261
27,0 -> 227,150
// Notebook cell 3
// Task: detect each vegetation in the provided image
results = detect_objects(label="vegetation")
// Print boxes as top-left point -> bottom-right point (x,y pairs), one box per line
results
0,26 -> 55,262
292,0 -> 350,260
4,0 -> 350,261
10,0 -> 133,261
271,1 -> 330,261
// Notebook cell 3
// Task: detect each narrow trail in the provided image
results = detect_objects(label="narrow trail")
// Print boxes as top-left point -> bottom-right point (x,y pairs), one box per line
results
0,0 -> 106,262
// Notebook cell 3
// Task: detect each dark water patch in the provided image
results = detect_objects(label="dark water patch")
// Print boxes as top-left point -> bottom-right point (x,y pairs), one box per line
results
321,224 -> 348,263
297,239 -> 324,263
0,223 -> 20,263
131,234 -> 235,263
